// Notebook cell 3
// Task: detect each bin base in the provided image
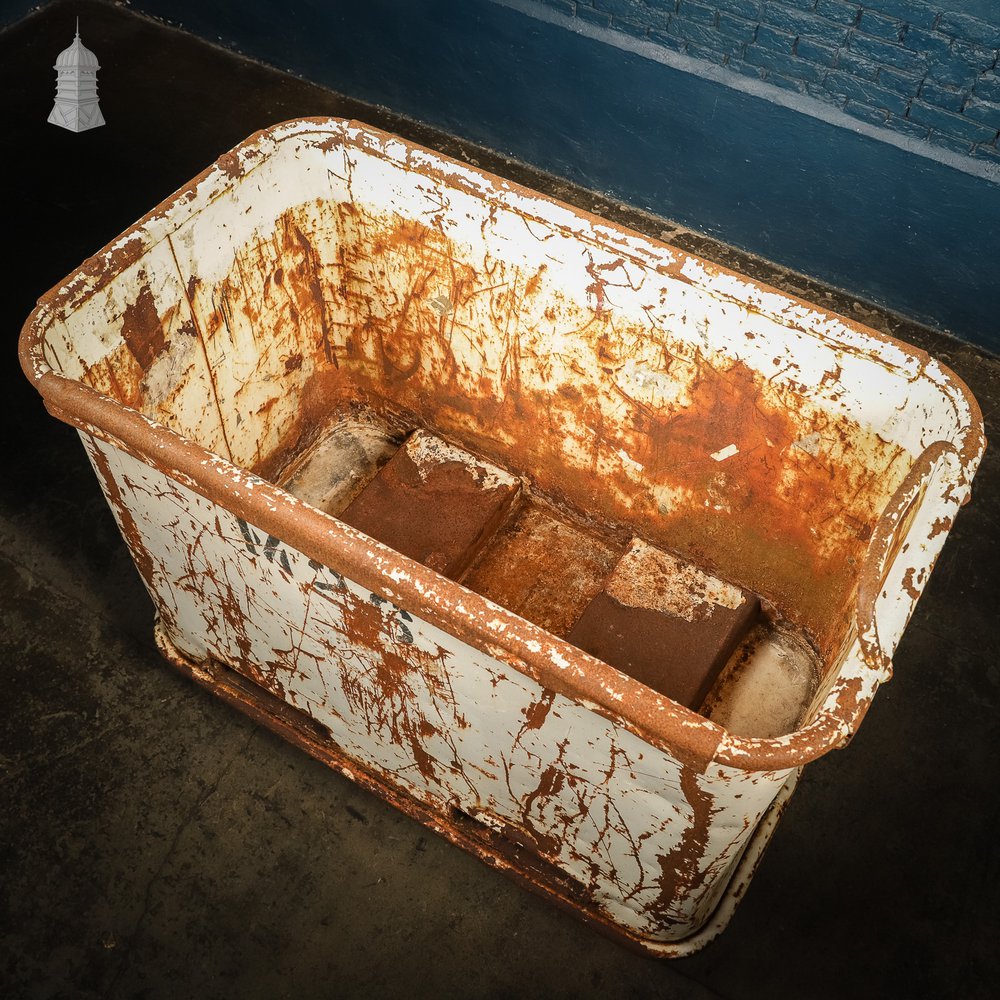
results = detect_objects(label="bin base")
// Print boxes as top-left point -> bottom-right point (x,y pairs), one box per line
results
153,619 -> 800,958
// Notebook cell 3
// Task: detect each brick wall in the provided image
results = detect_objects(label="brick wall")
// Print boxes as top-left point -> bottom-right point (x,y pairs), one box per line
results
537,1 -> 1000,163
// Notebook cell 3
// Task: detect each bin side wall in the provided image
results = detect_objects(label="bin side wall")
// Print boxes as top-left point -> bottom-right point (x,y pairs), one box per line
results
38,138 -> 333,470
80,431 -> 791,944
154,142 -> 336,471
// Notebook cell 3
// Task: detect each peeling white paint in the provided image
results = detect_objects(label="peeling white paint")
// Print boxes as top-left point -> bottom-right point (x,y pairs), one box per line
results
710,444 -> 739,462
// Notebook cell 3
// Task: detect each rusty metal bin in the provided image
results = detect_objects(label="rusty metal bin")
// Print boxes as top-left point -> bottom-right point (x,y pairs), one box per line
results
19,118 -> 984,956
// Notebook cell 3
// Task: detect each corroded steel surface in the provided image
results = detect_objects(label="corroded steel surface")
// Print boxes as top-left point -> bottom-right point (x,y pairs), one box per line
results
19,117 -> 985,954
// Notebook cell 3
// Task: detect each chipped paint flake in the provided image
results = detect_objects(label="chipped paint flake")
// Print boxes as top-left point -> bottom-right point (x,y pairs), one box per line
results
791,432 -> 821,456
710,444 -> 739,462
617,447 -> 644,472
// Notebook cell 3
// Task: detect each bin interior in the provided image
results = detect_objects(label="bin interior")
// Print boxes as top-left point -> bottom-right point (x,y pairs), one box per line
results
31,121 -> 973,738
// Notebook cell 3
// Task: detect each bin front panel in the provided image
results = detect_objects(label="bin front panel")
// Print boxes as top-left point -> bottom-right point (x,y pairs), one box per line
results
81,432 -> 790,943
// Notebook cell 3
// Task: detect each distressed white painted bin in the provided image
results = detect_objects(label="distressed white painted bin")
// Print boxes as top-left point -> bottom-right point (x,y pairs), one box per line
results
20,118 -> 984,955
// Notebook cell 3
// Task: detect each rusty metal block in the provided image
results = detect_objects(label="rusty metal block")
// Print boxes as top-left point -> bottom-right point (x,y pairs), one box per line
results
462,501 -> 622,637
566,539 -> 760,710
341,429 -> 522,579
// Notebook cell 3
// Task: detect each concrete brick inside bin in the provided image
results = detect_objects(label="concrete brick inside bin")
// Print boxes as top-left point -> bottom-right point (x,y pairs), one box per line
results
340,430 -> 522,579
566,539 -> 760,710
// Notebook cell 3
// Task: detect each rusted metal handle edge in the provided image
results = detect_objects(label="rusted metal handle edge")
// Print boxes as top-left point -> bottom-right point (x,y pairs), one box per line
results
855,439 -> 965,679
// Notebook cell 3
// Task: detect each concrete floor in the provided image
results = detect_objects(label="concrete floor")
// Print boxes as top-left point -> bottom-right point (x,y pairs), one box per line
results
3,3 -> 999,997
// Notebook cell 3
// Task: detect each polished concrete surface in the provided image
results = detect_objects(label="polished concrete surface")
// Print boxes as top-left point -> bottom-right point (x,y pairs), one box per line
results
3,3 -> 999,998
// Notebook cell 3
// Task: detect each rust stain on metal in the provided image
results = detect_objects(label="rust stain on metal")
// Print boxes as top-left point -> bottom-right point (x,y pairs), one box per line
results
648,761 -> 715,927
87,443 -> 155,588
901,566 -> 923,601
463,501 -> 622,638
120,280 -> 165,368
215,149 -> 244,181
521,690 -> 555,732
287,220 -> 336,366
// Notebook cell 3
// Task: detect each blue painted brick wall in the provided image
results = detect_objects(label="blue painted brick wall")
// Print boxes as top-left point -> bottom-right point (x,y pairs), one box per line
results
558,2 -> 1000,160
121,0 -> 1000,347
